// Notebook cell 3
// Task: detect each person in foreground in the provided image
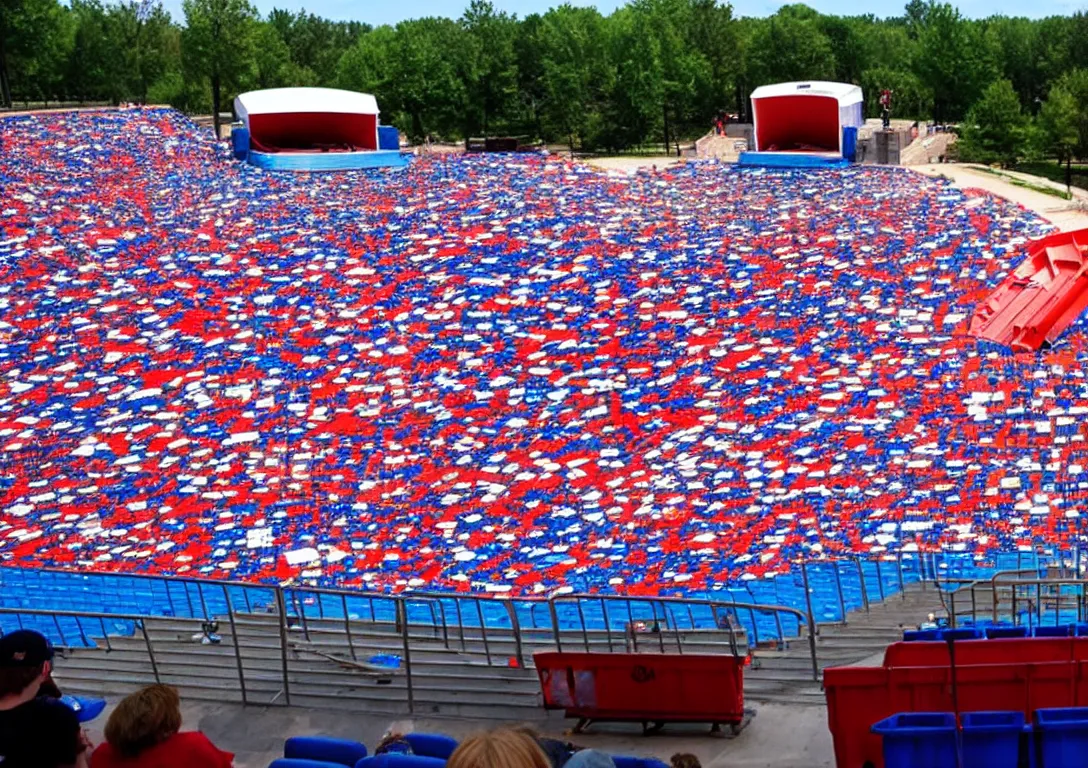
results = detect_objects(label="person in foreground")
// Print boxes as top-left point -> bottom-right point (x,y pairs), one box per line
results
447,728 -> 551,768
0,629 -> 90,768
90,684 -> 233,768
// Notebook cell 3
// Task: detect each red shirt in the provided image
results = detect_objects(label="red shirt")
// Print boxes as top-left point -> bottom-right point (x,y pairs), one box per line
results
91,731 -> 233,768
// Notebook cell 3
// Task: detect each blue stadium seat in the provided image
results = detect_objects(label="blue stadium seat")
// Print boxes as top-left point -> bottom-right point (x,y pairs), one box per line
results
611,757 -> 670,768
404,734 -> 458,759
270,760 -> 346,768
903,629 -> 941,641
285,736 -> 368,767
355,755 -> 447,768
1034,625 -> 1073,637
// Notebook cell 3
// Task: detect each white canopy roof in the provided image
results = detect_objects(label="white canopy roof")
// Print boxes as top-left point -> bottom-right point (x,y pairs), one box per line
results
750,81 -> 863,106
234,88 -> 380,120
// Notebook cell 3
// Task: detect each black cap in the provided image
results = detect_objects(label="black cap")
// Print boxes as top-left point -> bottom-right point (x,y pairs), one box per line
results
0,630 -> 54,668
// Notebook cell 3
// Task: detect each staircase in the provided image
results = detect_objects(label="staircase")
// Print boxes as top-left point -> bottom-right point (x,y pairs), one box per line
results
49,588 -> 948,715
744,583 -> 950,705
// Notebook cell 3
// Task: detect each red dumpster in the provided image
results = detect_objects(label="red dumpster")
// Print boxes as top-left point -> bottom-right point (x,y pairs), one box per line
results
825,638 -> 1088,768
534,651 -> 744,733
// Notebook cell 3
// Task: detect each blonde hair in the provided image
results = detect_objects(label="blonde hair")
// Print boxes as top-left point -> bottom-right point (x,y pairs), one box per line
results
447,728 -> 551,768
104,684 -> 183,757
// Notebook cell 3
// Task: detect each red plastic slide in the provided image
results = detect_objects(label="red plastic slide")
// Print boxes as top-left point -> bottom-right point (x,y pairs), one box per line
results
969,228 -> 1088,351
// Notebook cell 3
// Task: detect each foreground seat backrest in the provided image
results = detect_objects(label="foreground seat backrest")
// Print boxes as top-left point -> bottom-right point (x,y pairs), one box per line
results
355,754 -> 448,768
285,736 -> 368,767
404,734 -> 458,760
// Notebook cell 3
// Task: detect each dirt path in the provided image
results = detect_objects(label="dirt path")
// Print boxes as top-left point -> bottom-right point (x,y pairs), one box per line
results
913,163 -> 1088,232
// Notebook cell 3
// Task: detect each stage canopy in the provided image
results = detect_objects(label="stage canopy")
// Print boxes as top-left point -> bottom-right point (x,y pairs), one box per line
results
750,81 -> 864,154
234,87 -> 380,153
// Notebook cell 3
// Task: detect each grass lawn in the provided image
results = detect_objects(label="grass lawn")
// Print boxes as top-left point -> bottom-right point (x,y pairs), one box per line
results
1014,160 -> 1088,194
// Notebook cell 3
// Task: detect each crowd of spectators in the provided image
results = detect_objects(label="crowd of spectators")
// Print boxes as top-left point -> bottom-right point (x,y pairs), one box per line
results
0,107 -> 1070,597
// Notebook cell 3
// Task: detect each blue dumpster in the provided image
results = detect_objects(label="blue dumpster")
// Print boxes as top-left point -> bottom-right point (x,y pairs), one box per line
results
1034,708 -> 1088,767
871,712 -> 958,768
985,625 -> 1028,639
961,711 -> 1025,768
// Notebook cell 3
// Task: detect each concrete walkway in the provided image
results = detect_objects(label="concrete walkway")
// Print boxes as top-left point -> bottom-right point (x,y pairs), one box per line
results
81,697 -> 836,768
913,163 -> 1088,232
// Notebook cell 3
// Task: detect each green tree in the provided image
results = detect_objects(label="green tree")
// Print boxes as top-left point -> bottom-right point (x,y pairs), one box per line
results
535,4 -> 612,152
335,24 -> 396,119
461,0 -> 519,135
914,2 -> 998,122
744,9 -> 836,89
1,0 -> 67,105
341,17 -> 468,141
860,66 -> 930,119
958,78 -> 1027,166
65,0 -> 114,101
605,5 -> 664,149
1037,84 -> 1081,193
181,0 -> 257,136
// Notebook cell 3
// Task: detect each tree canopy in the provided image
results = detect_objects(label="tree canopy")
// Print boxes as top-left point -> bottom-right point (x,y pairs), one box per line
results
3,0 -> 1088,158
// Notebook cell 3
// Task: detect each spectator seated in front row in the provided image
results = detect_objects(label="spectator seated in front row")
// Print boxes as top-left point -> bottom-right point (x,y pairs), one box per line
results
0,629 -> 94,768
90,684 -> 233,768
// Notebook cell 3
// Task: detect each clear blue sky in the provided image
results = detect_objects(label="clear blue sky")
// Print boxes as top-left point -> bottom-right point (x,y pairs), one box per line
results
161,0 -> 1087,23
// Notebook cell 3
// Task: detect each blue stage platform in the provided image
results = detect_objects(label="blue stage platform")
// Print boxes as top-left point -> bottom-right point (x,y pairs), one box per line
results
738,151 -> 849,169
247,149 -> 408,172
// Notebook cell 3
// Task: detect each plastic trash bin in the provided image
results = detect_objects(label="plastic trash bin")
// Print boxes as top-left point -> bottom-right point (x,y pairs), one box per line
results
903,629 -> 941,641
230,126 -> 249,160
961,711 -> 1025,768
985,626 -> 1029,639
871,712 -> 958,768
1034,708 -> 1088,767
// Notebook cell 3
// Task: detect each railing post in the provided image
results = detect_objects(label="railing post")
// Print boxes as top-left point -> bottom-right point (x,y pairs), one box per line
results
453,599 -> 466,653
474,600 -> 493,665
833,563 -> 846,622
855,558 -> 870,615
397,600 -> 414,714
195,582 -> 209,621
503,601 -> 525,669
601,597 -> 615,653
341,594 -> 357,661
221,585 -> 248,705
138,620 -> 161,684
801,560 -> 818,646
949,590 -> 957,629
575,600 -> 589,653
875,560 -> 886,602
548,599 -> 563,653
274,588 -> 292,706
992,579 -> 999,624
436,600 -> 450,651
806,608 -> 819,682
897,553 -> 905,600
970,585 -> 976,626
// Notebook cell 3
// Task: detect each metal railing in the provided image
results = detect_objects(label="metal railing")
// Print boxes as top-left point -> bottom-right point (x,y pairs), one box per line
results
0,550 -> 1061,711
946,574 -> 1088,629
